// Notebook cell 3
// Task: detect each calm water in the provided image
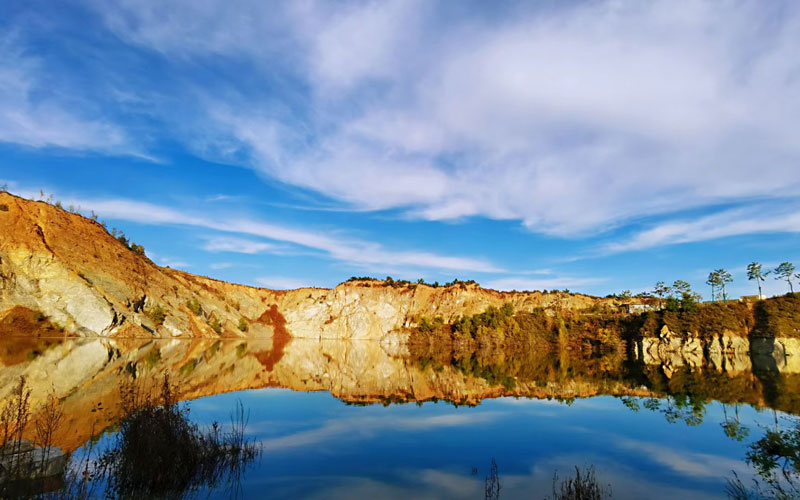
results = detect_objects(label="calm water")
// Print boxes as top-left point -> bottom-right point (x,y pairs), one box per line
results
179,390 -> 786,499
1,336 -> 799,499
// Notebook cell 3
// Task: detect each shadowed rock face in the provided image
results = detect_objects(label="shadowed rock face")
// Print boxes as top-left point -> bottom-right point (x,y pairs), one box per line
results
634,325 -> 800,376
0,192 -> 634,339
2,330 -> 799,454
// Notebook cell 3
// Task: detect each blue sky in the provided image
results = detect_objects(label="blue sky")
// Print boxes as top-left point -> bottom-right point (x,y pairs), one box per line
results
1,0 -> 799,297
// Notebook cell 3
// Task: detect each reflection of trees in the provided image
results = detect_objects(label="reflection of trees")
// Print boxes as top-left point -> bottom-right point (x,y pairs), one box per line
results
726,417 -> 799,500
721,403 -> 750,442
409,335 -> 628,396
619,394 -> 707,426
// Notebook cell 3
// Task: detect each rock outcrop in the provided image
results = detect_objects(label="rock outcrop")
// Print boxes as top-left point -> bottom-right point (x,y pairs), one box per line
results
635,325 -> 799,375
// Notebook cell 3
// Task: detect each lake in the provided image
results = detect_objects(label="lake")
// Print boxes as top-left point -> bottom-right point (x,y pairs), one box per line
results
1,336 -> 798,499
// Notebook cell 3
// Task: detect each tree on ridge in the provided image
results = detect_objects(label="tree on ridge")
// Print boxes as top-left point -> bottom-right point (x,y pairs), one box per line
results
774,262 -> 796,294
653,281 -> 671,309
672,280 -> 691,299
706,271 -> 720,302
746,262 -> 768,298
715,269 -> 733,303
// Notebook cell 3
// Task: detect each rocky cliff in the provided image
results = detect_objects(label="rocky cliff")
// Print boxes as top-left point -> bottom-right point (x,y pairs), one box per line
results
0,192 -> 629,340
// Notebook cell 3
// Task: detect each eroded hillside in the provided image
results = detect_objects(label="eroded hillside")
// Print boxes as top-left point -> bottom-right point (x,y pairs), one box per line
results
0,192 -> 630,340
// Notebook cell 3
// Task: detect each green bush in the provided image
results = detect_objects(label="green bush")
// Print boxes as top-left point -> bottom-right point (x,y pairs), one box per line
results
237,317 -> 248,332
208,315 -> 222,334
186,298 -> 202,316
147,305 -> 166,327
345,276 -> 378,282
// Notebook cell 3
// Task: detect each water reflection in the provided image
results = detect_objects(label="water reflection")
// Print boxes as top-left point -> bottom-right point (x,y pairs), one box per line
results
1,334 -> 799,498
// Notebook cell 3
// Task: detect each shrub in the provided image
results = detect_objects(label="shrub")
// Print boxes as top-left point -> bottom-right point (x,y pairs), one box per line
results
186,298 -> 202,316
147,305 -> 166,327
97,376 -> 260,499
550,466 -> 612,500
208,315 -> 222,334
664,296 -> 681,312
0,204 -> 8,212
32,311 -> 46,322
237,317 -> 248,332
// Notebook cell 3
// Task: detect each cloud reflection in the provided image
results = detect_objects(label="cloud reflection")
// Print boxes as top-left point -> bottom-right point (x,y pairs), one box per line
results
258,412 -> 499,452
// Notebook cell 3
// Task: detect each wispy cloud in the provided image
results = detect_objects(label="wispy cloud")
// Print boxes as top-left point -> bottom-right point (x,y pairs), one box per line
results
64,196 -> 502,273
203,236 -> 278,254
614,437 -> 748,478
257,412 -> 498,452
205,194 -> 241,202
606,205 -> 800,253
0,33 -> 128,151
85,0 -> 800,237
208,262 -> 234,270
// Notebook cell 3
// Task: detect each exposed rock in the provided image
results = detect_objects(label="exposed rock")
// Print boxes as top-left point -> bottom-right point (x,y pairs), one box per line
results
0,192 -> 633,339
752,337 -> 800,373
638,333 -> 757,376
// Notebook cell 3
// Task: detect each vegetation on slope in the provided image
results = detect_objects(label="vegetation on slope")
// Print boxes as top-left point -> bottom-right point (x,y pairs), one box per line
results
753,293 -> 800,338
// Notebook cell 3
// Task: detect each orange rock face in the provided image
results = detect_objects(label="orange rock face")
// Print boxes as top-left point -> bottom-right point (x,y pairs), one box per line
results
0,192 -> 633,340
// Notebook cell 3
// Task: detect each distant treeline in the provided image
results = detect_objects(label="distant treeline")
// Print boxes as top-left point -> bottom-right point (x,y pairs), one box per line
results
344,276 -> 479,289
343,276 -> 584,294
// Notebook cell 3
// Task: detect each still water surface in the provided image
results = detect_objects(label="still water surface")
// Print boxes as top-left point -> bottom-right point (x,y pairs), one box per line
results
182,389 -> 785,499
1,336 -> 798,499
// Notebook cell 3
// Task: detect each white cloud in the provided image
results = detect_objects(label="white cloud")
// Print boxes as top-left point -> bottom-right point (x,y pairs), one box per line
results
63,196 -> 502,273
203,236 -> 278,254
607,206 -> 800,253
208,262 -> 233,270
0,34 -> 127,151
614,437 -> 747,478
85,0 -> 800,238
258,412 -> 497,452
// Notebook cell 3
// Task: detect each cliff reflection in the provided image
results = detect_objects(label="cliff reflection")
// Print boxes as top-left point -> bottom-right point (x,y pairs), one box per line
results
1,332 -> 800,456
0,374 -> 259,499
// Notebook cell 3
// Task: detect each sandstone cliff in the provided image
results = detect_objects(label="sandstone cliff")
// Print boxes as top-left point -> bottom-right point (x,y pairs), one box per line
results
0,192 -> 628,340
